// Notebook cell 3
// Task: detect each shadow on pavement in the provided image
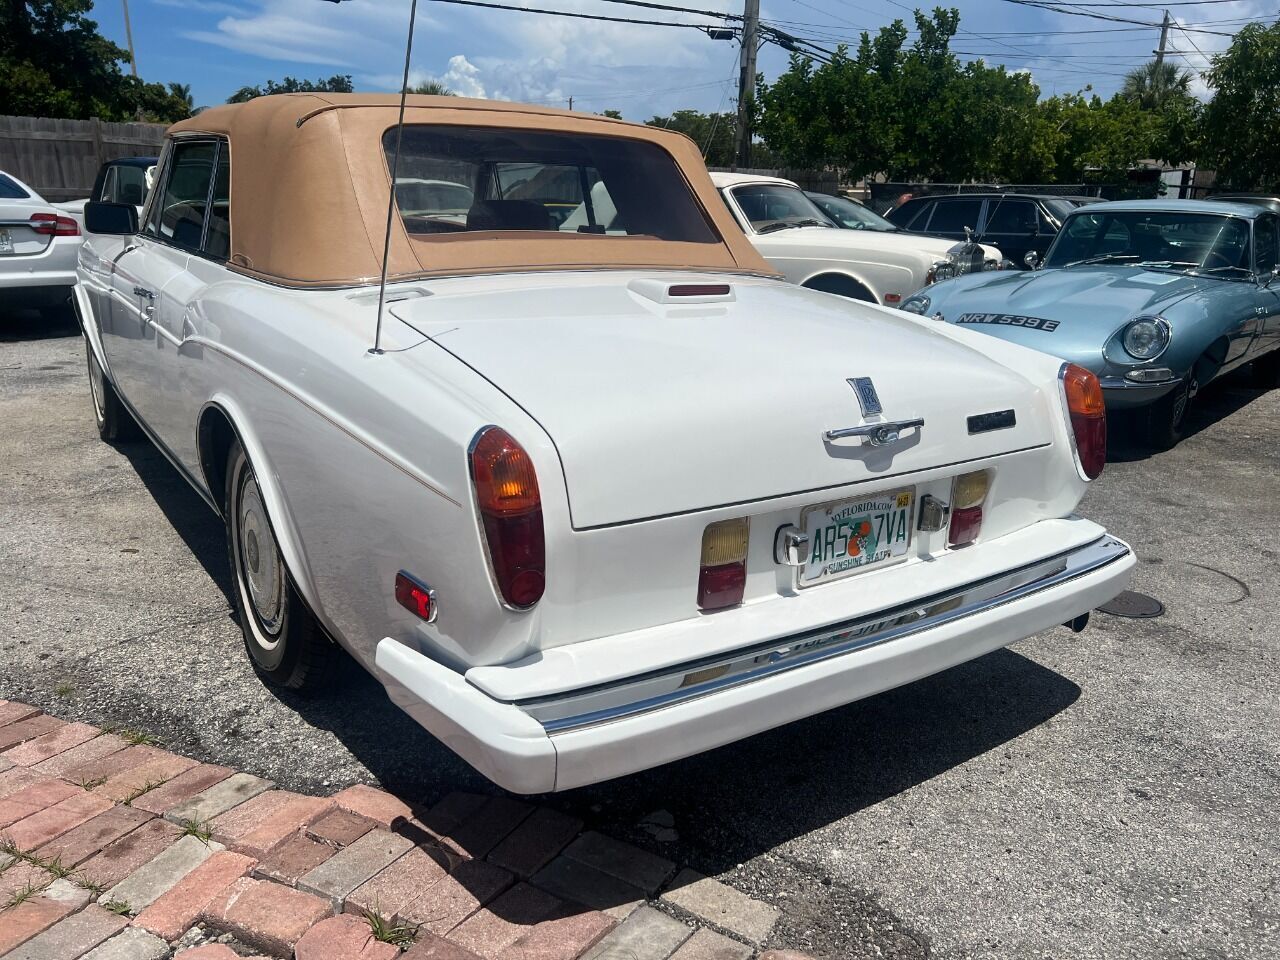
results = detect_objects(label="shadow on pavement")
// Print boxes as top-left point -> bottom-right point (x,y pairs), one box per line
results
0,304 -> 79,341
1106,365 -> 1271,462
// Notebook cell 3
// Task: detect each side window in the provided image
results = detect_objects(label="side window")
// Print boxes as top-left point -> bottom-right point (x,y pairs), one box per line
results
900,200 -> 933,230
1254,215 -> 1278,275
205,147 -> 231,260
115,165 -> 149,206
984,200 -> 1038,234
147,140 -> 216,252
928,198 -> 982,233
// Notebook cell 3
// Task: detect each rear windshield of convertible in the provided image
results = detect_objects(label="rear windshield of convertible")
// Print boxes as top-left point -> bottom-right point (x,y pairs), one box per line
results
384,125 -> 721,244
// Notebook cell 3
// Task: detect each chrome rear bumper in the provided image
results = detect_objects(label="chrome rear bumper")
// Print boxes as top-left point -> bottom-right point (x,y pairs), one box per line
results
517,535 -> 1131,733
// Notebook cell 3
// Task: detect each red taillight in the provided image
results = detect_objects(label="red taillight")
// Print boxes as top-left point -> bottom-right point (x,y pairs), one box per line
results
470,427 -> 545,609
948,506 -> 983,546
697,518 -> 749,611
1061,363 -> 1106,480
395,571 -> 436,622
30,212 -> 80,237
948,470 -> 989,547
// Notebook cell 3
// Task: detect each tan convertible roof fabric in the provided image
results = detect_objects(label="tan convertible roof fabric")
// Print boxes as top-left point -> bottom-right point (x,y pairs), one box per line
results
167,94 -> 775,287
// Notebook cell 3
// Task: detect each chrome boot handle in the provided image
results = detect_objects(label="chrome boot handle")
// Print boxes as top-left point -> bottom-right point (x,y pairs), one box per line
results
824,418 -> 924,446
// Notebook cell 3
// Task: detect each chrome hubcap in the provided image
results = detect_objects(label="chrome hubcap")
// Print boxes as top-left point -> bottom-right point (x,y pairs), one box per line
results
237,475 -> 284,636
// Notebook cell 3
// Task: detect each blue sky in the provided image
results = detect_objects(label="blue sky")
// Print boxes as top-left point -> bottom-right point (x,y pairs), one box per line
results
89,0 -> 1271,118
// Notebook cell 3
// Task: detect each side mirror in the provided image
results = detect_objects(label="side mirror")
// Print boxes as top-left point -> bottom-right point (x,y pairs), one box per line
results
1023,250 -> 1041,270
85,201 -> 138,236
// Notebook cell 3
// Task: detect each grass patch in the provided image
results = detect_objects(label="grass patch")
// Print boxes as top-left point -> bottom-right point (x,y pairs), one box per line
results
4,881 -> 46,909
363,909 -> 418,947
73,875 -> 107,895
101,898 -> 132,916
119,729 -> 156,746
121,781 -> 163,807
178,819 -> 213,844
74,776 -> 107,791
53,682 -> 74,698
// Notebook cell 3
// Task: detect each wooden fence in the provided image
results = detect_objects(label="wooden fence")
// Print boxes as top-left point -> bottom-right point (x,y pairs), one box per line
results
0,116 -> 167,201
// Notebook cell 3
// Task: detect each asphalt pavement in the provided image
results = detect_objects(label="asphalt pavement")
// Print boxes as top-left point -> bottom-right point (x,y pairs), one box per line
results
1,307 -> 1277,959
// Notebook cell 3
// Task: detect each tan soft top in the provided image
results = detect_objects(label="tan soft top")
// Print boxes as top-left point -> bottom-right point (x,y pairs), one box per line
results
167,93 -> 773,288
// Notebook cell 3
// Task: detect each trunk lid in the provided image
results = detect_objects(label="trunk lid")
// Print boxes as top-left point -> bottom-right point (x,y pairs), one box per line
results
394,273 -> 1058,528
0,199 -> 53,257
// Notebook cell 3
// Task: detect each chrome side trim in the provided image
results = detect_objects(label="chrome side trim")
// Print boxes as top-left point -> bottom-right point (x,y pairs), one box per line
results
517,535 -> 1130,733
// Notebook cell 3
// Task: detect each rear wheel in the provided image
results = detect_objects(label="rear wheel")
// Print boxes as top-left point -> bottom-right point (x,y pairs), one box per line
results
224,439 -> 336,693
1145,374 -> 1194,451
86,339 -> 141,442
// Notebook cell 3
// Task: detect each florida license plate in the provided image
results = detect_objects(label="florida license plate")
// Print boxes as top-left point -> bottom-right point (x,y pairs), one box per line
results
799,488 -> 914,586
0,229 -> 12,255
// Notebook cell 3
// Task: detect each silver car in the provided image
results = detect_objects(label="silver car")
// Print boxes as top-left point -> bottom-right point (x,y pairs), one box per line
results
0,170 -> 82,317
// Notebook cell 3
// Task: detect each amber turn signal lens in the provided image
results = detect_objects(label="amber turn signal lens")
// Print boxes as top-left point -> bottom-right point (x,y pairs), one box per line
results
471,427 -> 540,515
1062,363 -> 1106,417
700,518 -> 749,566
470,427 -> 545,609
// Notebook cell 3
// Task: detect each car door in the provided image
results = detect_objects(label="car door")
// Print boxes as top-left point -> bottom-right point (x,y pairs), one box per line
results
979,198 -> 1039,266
104,138 -> 218,451
1251,213 -> 1280,357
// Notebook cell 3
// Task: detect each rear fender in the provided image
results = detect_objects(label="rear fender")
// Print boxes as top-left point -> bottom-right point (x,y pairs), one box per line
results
198,395 -> 324,623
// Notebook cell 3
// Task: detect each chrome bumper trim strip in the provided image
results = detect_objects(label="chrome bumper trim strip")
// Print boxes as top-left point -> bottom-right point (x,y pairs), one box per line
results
519,535 -> 1130,733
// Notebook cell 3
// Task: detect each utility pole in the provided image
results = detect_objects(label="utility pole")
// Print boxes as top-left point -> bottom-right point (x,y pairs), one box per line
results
122,0 -> 138,77
735,0 -> 759,169
567,96 -> 574,110
1155,9 -> 1170,68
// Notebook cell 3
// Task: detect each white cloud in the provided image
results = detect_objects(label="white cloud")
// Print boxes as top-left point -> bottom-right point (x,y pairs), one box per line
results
407,55 -> 488,98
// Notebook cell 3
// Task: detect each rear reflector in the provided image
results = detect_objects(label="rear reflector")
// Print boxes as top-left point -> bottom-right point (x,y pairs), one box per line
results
470,427 -> 545,609
698,517 -> 749,611
394,571 -> 436,622
30,212 -> 80,237
1060,363 -> 1106,480
948,470 -> 990,547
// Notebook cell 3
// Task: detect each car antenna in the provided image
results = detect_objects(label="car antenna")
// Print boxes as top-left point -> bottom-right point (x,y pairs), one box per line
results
369,0 -> 420,355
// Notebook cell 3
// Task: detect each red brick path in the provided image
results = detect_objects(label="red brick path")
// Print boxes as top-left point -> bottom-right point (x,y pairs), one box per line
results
0,702 -> 806,959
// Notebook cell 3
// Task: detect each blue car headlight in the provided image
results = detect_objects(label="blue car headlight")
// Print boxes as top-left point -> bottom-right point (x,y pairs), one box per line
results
1121,316 -> 1171,360
901,294 -> 931,315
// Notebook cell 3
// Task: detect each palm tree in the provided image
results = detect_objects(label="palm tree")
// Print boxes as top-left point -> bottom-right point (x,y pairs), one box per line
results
1121,60 -> 1193,110
168,82 -> 194,117
407,80 -> 455,96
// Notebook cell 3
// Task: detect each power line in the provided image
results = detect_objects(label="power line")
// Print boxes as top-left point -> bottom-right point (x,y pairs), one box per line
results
418,0 -> 725,31
995,0 -> 1239,35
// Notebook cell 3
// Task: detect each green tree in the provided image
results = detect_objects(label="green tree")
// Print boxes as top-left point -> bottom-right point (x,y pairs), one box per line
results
227,74 -> 354,103
1201,21 -> 1280,190
601,109 -> 623,119
1120,60 -> 1193,110
646,109 -> 738,167
408,80 -> 455,96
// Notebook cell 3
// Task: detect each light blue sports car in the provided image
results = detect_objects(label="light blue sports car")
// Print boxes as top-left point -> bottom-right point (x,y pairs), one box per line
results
900,199 -> 1280,448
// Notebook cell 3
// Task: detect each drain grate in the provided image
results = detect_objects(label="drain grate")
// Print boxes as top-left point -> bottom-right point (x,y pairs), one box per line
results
1097,590 -> 1165,618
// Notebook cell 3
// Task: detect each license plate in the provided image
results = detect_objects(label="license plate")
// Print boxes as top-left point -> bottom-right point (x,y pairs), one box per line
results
798,487 -> 914,587
0,229 -> 12,255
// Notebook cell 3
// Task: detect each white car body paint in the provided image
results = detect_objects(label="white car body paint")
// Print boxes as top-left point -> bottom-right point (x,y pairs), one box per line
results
711,172 -> 1003,304
75,156 -> 1130,794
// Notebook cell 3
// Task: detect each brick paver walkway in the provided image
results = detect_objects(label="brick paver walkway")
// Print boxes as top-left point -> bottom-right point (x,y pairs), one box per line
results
0,702 -> 810,960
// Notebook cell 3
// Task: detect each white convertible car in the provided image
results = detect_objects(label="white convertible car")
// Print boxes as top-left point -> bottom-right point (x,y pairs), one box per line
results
75,95 -> 1132,792
712,172 -> 1004,306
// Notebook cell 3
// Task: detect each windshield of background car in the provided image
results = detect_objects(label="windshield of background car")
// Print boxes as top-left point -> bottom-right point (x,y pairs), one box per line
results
385,126 -> 720,243
808,193 -> 897,231
730,184 -> 834,232
1045,210 -> 1254,277
0,173 -> 30,199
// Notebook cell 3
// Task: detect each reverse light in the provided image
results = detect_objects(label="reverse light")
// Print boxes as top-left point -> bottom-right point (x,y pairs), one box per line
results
470,426 -> 545,608
30,212 -> 80,237
394,571 -> 437,623
1060,362 -> 1106,480
697,517 -> 749,611
948,469 -> 990,547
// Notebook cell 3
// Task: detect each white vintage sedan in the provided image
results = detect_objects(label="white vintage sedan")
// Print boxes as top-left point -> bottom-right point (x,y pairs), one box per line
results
712,172 -> 1004,306
75,94 -> 1132,793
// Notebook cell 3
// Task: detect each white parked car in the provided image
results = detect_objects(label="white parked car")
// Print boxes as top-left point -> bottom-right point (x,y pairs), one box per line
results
0,170 -> 81,316
712,172 -> 1004,306
76,94 -> 1132,793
